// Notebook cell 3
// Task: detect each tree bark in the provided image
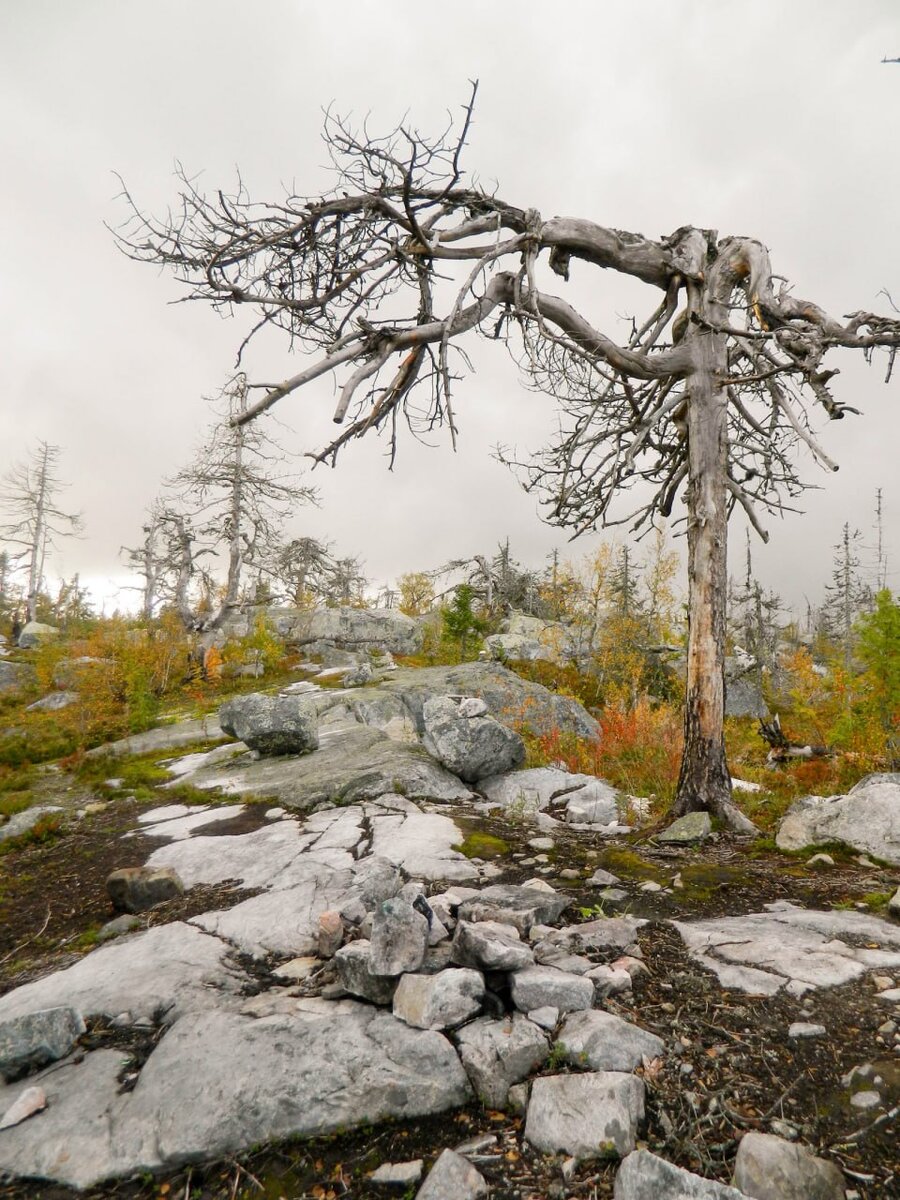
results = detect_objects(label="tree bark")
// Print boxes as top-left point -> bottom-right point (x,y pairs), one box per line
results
673,328 -> 756,834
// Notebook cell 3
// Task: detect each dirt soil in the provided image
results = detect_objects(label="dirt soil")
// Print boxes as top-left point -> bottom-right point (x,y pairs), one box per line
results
0,768 -> 898,1199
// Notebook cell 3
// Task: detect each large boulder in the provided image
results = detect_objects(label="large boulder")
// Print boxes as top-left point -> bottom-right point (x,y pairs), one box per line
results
219,693 -> 319,756
281,605 -> 423,657
776,774 -> 900,865
421,695 -> 525,782
172,725 -> 473,811
380,661 -> 599,741
17,622 -> 59,649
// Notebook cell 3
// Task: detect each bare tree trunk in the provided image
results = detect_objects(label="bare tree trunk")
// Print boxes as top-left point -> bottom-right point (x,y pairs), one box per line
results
170,514 -> 197,630
673,331 -> 756,833
26,444 -> 51,623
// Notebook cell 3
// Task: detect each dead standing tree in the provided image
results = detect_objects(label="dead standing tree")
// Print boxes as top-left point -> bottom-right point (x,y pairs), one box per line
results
115,89 -> 900,831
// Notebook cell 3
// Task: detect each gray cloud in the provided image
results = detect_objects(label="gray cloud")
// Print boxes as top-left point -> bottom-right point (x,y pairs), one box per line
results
1,0 -> 898,610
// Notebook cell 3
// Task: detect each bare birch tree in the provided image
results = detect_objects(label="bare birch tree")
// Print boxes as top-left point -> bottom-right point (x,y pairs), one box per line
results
0,442 -> 83,623
115,88 -> 900,829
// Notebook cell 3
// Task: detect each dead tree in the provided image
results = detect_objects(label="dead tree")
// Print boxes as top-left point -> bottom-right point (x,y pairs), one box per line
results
115,88 -> 900,830
0,442 -> 83,623
164,375 -> 318,630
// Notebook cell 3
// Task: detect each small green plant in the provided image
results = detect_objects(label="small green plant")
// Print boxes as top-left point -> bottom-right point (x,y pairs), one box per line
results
576,903 -> 606,919
546,1041 -> 568,1070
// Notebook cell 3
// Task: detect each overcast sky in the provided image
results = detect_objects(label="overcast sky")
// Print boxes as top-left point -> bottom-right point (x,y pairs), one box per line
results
1,0 -> 898,615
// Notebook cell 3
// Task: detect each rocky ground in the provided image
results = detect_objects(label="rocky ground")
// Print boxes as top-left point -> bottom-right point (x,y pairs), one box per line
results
0,658 -> 898,1200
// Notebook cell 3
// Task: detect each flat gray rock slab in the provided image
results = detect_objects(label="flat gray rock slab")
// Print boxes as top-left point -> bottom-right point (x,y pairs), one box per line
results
672,901 -> 900,997
369,809 -> 479,882
0,1050 -> 125,1188
85,717 -> 225,759
525,1071 -> 644,1161
131,805 -> 246,840
0,807 -> 63,843
613,1149 -> 745,1198
147,821 -> 322,889
477,766 -> 590,813
191,862 -> 355,958
169,725 -> 473,808
0,923 -> 245,1026
415,1148 -> 487,1199
557,1010 -> 665,1072
776,772 -> 900,866
0,1006 -> 471,1190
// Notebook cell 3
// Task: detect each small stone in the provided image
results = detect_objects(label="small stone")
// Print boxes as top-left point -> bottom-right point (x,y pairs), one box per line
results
614,1149 -> 745,1198
106,866 -> 184,914
657,811 -> 712,844
732,1130 -> 845,1200
639,880 -> 663,893
509,966 -> 594,1013
888,886 -> 900,917
317,910 -> 344,958
598,887 -> 629,904
457,884 -> 569,934
788,1022 -> 826,1039
333,941 -> 397,1005
850,1090 -> 881,1109
528,837 -> 555,851
0,1085 -> 47,1130
557,1009 -> 665,1072
611,955 -> 649,980
370,897 -> 429,976
876,988 -> 900,1003
871,975 -> 894,991
587,964 -> 633,999
524,1071 -> 644,1161
96,914 -> 141,943
0,1008 -> 86,1082
528,1006 -> 559,1030
559,868 -> 581,881
455,1014 -> 548,1107
370,1160 -> 424,1186
672,872 -> 684,889
507,1081 -> 529,1113
520,878 -> 556,893
534,854 -> 550,863
806,853 -> 835,868
415,1147 -> 487,1200
450,920 -> 533,971
392,969 -> 484,1030
265,807 -> 286,820
273,956 -> 319,982
878,1019 -> 897,1035
587,868 -> 621,886
768,1119 -> 798,1140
